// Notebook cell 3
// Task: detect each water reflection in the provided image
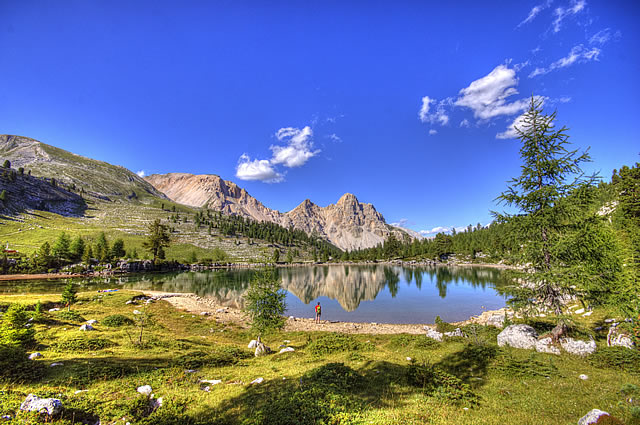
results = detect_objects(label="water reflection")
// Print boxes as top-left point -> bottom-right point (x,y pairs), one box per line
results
1,265 -> 507,316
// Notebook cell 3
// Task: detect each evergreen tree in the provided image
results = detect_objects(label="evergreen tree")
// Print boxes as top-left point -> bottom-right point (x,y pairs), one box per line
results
70,236 -> 85,262
61,281 -> 77,311
243,267 -> 286,338
82,245 -> 93,265
110,238 -> 126,259
286,250 -> 293,264
2,160 -> 9,169
95,232 -> 110,262
37,242 -> 52,269
142,219 -> 171,262
52,232 -> 71,262
494,96 -> 602,320
272,248 -> 280,263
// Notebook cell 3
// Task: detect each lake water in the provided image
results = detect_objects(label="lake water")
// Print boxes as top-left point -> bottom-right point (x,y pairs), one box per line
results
0,265 -> 509,323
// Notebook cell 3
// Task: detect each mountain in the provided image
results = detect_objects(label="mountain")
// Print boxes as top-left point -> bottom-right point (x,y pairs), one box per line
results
0,135 -> 166,202
146,172 -> 410,251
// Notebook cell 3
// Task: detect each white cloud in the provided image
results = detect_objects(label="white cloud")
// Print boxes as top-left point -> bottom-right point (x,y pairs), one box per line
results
271,126 -> 320,168
418,96 -> 450,126
553,0 -> 586,33
136,170 -> 146,177
459,119 -> 470,128
454,64 -> 528,120
235,154 -> 283,183
496,113 -> 528,140
419,225 -> 468,236
429,129 -> 438,135
589,28 -> 618,45
391,218 -> 410,227
529,44 -> 600,77
518,0 -> 554,27
327,133 -> 342,143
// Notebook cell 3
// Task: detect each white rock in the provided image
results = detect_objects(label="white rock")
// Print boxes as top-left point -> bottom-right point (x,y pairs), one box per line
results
133,310 -> 142,315
607,327 -> 636,349
250,377 -> 264,384
487,314 -> 505,328
254,342 -> 271,357
582,311 -> 593,317
406,357 -> 412,361
248,340 -> 258,349
185,369 -> 197,373
535,337 -> 561,355
497,324 -> 538,350
20,394 -> 62,416
50,362 -> 63,367
444,328 -> 465,338
137,385 -> 153,396
425,328 -> 443,342
48,308 -> 60,312
578,409 -> 610,425
200,379 -> 222,385
86,319 -> 98,325
279,347 -> 295,354
560,338 -> 597,356
150,397 -> 163,410
74,390 -> 88,394
575,308 -> 585,314
200,312 -> 210,316
79,324 -> 94,331
202,386 -> 210,392
215,308 -> 226,313
29,352 -> 43,360
125,300 -> 134,305
604,318 -> 616,323
579,374 -> 588,380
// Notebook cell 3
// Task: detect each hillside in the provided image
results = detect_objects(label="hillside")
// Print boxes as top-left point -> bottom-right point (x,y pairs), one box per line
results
146,173 -> 410,250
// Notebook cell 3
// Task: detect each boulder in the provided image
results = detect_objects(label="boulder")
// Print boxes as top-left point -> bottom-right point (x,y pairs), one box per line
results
28,352 -> 43,360
444,328 -> 465,338
487,314 -> 505,328
497,324 -> 538,349
279,347 -> 295,354
578,409 -> 610,425
248,340 -> 258,349
79,324 -> 94,331
255,342 -> 271,357
560,338 -> 596,356
607,327 -> 636,350
86,319 -> 98,325
535,337 -> 561,355
20,394 -> 62,416
425,328 -> 443,342
137,385 -> 153,396
250,377 -> 264,384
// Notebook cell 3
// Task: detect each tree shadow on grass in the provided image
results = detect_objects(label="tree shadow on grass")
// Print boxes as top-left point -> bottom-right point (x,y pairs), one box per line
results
434,343 -> 498,389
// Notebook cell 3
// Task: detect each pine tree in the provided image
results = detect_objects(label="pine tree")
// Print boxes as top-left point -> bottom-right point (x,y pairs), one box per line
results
61,281 -> 77,311
495,96 -> 602,321
142,219 -> 171,262
243,267 -> 286,338
70,236 -> 85,262
52,232 -> 71,263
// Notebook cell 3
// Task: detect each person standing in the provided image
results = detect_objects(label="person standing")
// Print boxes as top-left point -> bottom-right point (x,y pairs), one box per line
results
315,302 -> 321,324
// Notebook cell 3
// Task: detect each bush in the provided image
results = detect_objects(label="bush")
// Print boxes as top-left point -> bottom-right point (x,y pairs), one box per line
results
55,310 -> 85,322
407,360 -> 479,405
0,344 -> 44,382
53,335 -> 115,351
435,315 -> 456,333
589,347 -> 640,375
102,314 -> 134,327
0,304 -> 35,347
307,334 -> 363,356
387,333 -> 439,350
302,362 -> 363,391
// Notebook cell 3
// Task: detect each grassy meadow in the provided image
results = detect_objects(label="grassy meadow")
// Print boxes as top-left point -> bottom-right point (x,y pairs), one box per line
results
1,289 -> 639,424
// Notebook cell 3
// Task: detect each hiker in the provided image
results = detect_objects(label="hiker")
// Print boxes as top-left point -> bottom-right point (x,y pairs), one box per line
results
315,302 -> 321,324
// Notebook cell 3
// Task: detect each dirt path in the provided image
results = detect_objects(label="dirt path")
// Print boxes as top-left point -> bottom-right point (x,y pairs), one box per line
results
143,290 -> 510,335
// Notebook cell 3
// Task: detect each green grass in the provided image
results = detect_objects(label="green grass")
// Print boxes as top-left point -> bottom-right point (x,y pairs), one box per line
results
1,290 -> 639,424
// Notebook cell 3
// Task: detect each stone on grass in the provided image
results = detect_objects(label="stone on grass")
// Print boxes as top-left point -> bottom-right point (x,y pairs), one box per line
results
250,377 -> 264,384
604,318 -> 616,324
248,340 -> 258,349
497,324 -> 538,350
487,314 -> 505,328
582,311 -> 593,317
579,374 -> 588,380
254,339 -> 271,357
86,319 -> 98,325
200,379 -> 222,385
425,328 -> 443,342
535,337 -> 561,355
20,394 -> 62,416
444,328 -> 465,338
279,347 -> 295,354
50,362 -> 63,367
48,308 -> 60,312
137,385 -> 153,396
29,352 -> 43,360
79,324 -> 94,331
200,312 -> 210,316
578,409 -> 611,425
560,338 -> 596,356
607,327 -> 636,350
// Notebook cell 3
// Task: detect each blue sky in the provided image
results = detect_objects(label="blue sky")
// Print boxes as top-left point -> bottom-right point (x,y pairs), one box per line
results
1,1 -> 638,236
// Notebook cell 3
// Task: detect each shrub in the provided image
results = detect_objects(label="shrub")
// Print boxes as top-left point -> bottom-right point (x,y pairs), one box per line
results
302,362 -> 363,391
53,335 -> 115,351
307,333 -> 362,356
0,344 -> 44,382
589,347 -> 640,375
387,333 -> 439,350
55,310 -> 85,322
102,314 -> 134,327
407,361 -> 479,405
0,304 -> 35,347
435,315 -> 456,333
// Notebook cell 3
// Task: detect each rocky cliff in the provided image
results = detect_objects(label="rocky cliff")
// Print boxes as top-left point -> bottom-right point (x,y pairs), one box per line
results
145,172 -> 409,251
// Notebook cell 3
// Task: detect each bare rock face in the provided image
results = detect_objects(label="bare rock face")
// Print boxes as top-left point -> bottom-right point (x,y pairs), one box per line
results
146,173 -> 410,250
497,324 -> 538,349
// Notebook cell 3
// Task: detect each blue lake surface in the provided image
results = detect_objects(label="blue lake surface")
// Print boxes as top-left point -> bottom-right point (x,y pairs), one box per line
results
1,265 -> 509,323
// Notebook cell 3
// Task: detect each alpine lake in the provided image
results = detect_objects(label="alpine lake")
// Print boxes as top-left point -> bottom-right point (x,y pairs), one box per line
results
1,264 -> 510,324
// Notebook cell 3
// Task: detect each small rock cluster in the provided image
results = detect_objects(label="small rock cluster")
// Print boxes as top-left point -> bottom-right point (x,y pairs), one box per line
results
497,324 -> 597,356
